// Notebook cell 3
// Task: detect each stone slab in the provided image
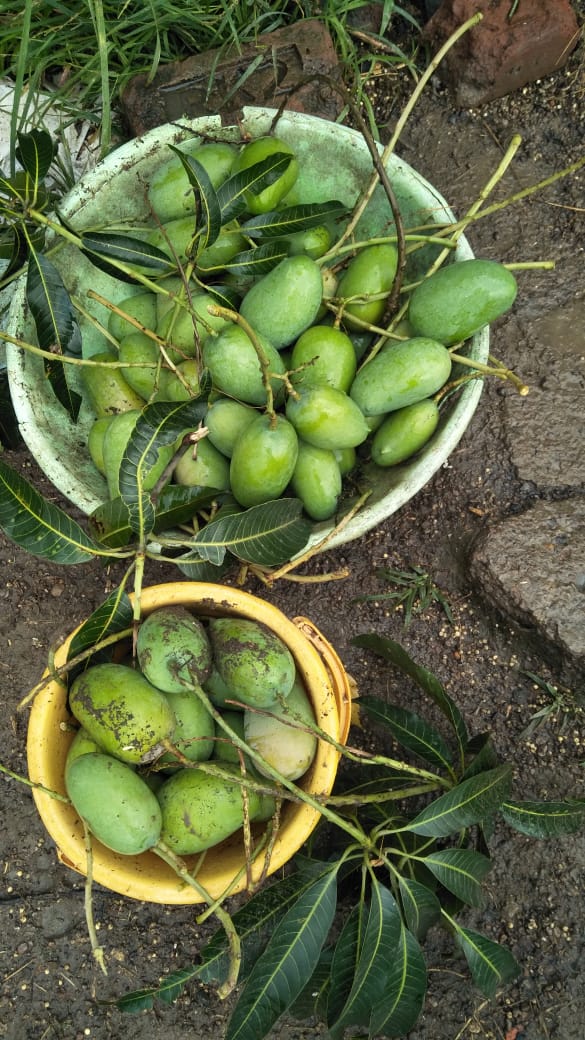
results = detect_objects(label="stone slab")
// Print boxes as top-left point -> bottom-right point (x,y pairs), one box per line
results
121,20 -> 344,137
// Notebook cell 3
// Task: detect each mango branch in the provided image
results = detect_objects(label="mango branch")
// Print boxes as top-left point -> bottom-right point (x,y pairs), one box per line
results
82,822 -> 108,976
446,349 -> 529,396
207,303 -> 277,420
0,761 -> 70,803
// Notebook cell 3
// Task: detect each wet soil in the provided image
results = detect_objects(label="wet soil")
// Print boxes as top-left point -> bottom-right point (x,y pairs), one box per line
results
1,12 -> 585,1040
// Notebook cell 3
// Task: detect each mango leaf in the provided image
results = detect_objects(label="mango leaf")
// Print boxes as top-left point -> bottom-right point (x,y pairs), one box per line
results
118,397 -> 207,537
225,867 -> 338,1040
0,222 -> 42,279
16,128 -> 57,183
462,732 -> 499,780
0,457 -> 102,563
216,153 -> 293,224
408,765 -> 513,838
353,633 -> 468,763
423,849 -> 491,908
26,250 -> 82,418
455,926 -> 521,998
80,231 -> 175,282
243,200 -> 346,239
369,918 -> 427,1038
66,586 -> 133,672
501,798 -> 585,838
108,988 -> 155,1014
189,497 -> 312,566
326,904 -> 363,1026
329,880 -> 401,1039
288,947 -> 333,1021
88,485 -> 220,548
174,551 -> 234,581
167,147 -> 222,253
359,695 -> 453,771
221,241 -> 288,278
398,876 -> 442,940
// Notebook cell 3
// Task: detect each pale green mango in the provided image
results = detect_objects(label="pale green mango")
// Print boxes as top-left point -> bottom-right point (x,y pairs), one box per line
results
66,752 -> 162,855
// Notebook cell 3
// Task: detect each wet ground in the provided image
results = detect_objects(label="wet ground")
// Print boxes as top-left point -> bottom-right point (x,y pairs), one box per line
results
1,10 -> 584,1040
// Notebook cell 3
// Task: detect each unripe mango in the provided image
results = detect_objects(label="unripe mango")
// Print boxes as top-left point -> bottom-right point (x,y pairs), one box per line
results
371,398 -> 440,467
64,727 -> 104,786
244,673 -> 317,781
87,415 -> 114,476
108,292 -> 157,342
290,440 -> 342,521
285,385 -> 369,450
157,762 -> 261,854
336,244 -> 398,328
157,686 -> 215,767
239,255 -> 323,349
66,752 -> 162,855
350,338 -> 451,416
148,139 -> 238,222
234,135 -> 299,215
82,351 -> 146,418
208,617 -> 296,708
101,409 -> 176,499
408,258 -> 518,345
290,325 -> 356,393
137,605 -> 212,693
229,413 -> 298,507
205,398 -> 257,457
69,663 -> 176,764
157,291 -> 231,356
118,332 -> 164,401
202,326 -> 286,406
174,436 -> 231,491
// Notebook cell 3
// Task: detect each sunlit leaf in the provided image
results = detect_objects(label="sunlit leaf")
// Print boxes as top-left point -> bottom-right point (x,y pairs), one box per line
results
502,798 -> 585,838
359,695 -> 453,771
369,918 -> 427,1037
243,200 -> 346,239
398,876 -> 441,940
423,849 -> 491,908
455,926 -> 520,998
216,153 -> 293,224
408,765 -> 513,838
189,497 -> 312,566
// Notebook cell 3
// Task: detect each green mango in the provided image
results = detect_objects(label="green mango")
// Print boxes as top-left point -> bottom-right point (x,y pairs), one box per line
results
66,752 -> 162,855
195,225 -> 249,275
408,258 -> 518,346
239,254 -> 323,350
157,762 -> 261,855
336,244 -> 398,329
202,326 -> 286,406
148,139 -> 238,222
107,291 -> 157,342
205,398 -> 257,457
229,413 -> 298,507
157,291 -> 231,356
244,672 -> 317,781
64,727 -> 104,786
290,325 -> 356,393
136,605 -> 212,693
87,415 -> 114,475
333,445 -> 356,476
208,617 -> 296,709
285,223 -> 333,260
101,409 -> 177,499
81,351 -> 146,417
290,440 -> 342,521
161,359 -> 203,402
118,331 -> 165,400
157,686 -> 215,767
146,215 -> 197,261
213,710 -> 246,764
174,436 -> 231,491
285,385 -> 369,450
233,135 -> 299,215
350,337 -> 452,417
203,667 -> 242,710
371,398 -> 440,467
69,663 -> 176,764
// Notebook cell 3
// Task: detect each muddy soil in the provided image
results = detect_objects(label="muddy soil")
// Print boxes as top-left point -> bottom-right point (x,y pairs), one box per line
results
1,12 -> 584,1040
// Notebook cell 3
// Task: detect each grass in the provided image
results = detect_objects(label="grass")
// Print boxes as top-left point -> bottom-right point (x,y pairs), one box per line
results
0,1 -> 420,159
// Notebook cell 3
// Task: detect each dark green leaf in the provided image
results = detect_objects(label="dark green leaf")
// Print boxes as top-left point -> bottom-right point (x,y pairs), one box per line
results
67,587 -> 133,663
216,153 -> 293,224
326,905 -> 363,1026
0,457 -> 101,563
408,765 -> 513,838
329,880 -> 401,1038
222,241 -> 288,278
243,200 -> 346,239
26,250 -> 82,417
108,988 -> 155,1013
288,947 -> 333,1021
359,695 -> 453,771
353,633 -> 468,761
398,876 -> 441,940
423,849 -> 491,908
502,798 -> 585,838
80,231 -> 175,281
16,129 -> 57,182
225,867 -> 338,1040
455,926 -> 520,998
174,552 -> 234,581
462,732 -> 499,780
167,147 -> 222,253
88,485 -> 220,548
190,497 -> 312,566
0,224 -> 30,279
369,919 -> 427,1037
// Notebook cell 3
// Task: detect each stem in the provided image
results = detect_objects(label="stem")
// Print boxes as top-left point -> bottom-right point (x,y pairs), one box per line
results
448,349 -> 529,395
82,821 -> 108,975
207,304 -> 277,420
0,762 -> 70,803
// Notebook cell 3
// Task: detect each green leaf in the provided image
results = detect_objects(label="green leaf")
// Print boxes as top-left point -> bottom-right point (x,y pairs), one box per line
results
190,497 -> 312,566
359,695 -> 453,771
67,587 -> 133,664
462,732 -> 499,779
174,552 -> 234,581
455,926 -> 520,998
80,231 -> 175,281
16,129 -> 57,183
353,633 -> 468,761
225,867 -> 338,1040
26,250 -> 82,418
167,147 -> 222,253
326,905 -> 363,1026
501,798 -> 585,838
222,241 -> 288,278
369,919 -> 427,1037
0,457 -> 101,563
243,200 -> 346,239
329,879 -> 401,1038
408,764 -> 513,838
398,876 -> 441,940
109,988 -> 155,1013
288,947 -> 333,1021
423,849 -> 491,908
88,485 -> 220,548
216,153 -> 293,224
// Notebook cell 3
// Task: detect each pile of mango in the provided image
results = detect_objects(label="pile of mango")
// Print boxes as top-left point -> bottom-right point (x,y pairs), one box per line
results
64,606 -> 317,858
83,134 -> 518,524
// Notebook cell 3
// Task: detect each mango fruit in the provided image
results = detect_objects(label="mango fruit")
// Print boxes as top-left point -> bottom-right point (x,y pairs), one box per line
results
157,762 -> 261,854
107,291 -> 157,342
118,332 -> 164,401
157,291 -> 231,356
137,605 -> 212,693
371,398 -> 440,467
82,351 -> 146,418
148,139 -> 237,222
101,409 -> 176,499
205,397 -> 257,457
229,413 -> 298,507
208,617 -> 296,708
202,325 -> 286,406
174,436 -> 231,491
233,135 -> 299,214
239,255 -> 323,349
69,663 -> 176,764
244,673 -> 317,781
64,727 -> 104,785
349,338 -> 452,416
66,752 -> 162,855
286,385 -> 369,450
87,415 -> 114,476
157,686 -> 215,767
290,325 -> 356,393
407,258 -> 518,345
290,440 -> 342,521
336,243 -> 398,328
